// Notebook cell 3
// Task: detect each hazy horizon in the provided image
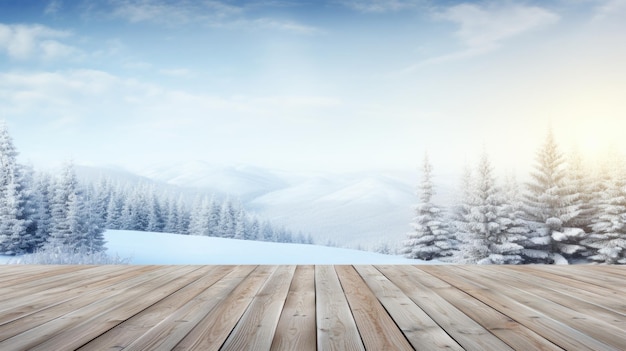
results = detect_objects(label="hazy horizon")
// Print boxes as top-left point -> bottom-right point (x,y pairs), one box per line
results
1,0 -> 625,175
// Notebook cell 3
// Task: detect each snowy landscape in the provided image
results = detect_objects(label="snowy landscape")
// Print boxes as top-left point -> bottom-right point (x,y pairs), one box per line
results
2,230 -> 429,265
1,1 -> 625,265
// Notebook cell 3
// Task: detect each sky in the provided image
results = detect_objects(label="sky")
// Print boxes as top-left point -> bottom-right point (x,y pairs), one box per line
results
1,0 -> 625,176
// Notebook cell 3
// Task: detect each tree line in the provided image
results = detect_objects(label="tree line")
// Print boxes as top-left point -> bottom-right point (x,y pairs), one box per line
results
0,122 -> 311,256
403,130 -> 626,264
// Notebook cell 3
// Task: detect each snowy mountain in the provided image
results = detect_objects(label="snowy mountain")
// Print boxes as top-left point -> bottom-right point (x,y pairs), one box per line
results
135,161 -> 289,201
130,162 -> 458,250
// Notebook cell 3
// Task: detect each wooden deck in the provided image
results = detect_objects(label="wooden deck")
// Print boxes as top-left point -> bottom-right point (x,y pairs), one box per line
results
0,265 -> 624,350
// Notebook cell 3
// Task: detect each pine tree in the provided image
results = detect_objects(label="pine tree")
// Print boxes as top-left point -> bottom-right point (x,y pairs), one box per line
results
105,187 -> 124,230
206,197 -> 220,236
47,162 -> 80,248
188,196 -> 209,236
248,217 -> 261,241
0,122 -> 31,254
146,187 -> 165,232
402,153 -> 455,261
524,130 -> 579,263
218,199 -> 236,238
81,186 -> 106,252
32,172 -> 53,249
175,195 -> 190,234
459,153 -> 524,264
583,156 -> 626,264
163,196 -> 178,233
234,207 -> 247,240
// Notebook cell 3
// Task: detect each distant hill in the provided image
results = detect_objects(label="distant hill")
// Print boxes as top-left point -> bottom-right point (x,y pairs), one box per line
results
128,161 -> 458,250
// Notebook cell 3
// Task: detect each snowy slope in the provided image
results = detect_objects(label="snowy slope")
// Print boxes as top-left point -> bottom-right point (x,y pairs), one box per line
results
88,162 -> 458,249
103,230 -> 432,264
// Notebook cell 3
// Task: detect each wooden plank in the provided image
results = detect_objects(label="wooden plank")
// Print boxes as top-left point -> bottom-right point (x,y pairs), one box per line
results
475,266 -> 626,321
221,265 -> 296,351
534,265 -> 626,290
315,265 -> 365,351
79,265 -> 239,350
503,266 -> 626,315
452,266 -> 626,350
270,265 -> 317,351
116,266 -> 255,351
0,265 -> 84,286
571,266 -> 626,280
0,265 -> 204,350
335,265 -> 413,350
0,265 -> 99,300
0,265 -> 147,327
422,265 -> 618,351
353,265 -> 463,350
404,266 -> 562,351
172,265 -> 276,351
0,265 -> 164,341
378,265 -> 514,351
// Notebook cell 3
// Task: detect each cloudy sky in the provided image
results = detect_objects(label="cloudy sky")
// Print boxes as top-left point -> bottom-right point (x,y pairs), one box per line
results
1,0 -> 625,175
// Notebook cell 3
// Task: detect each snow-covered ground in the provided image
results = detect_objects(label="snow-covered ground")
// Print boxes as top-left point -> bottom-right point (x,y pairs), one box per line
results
2,230 -> 439,265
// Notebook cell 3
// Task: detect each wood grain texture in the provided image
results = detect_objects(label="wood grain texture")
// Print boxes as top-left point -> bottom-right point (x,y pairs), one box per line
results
0,265 -> 622,351
172,265 -> 275,351
221,265 -> 296,351
315,265 -> 365,351
407,266 -> 562,351
270,265 -> 317,351
422,265 -> 619,351
354,265 -> 464,350
335,265 -> 413,350
378,265 -> 515,351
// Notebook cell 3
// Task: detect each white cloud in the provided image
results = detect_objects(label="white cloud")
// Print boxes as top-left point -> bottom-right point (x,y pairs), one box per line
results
337,0 -> 423,13
0,23 -> 81,60
106,0 -> 319,34
404,2 -> 559,70
593,0 -> 626,21
44,0 -> 63,15
437,3 -> 560,49
250,18 -> 322,35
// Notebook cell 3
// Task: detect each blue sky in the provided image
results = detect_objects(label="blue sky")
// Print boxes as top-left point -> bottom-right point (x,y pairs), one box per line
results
1,0 -> 625,175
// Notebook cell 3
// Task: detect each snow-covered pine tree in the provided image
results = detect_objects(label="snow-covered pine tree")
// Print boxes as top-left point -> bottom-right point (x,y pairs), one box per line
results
459,153 -> 524,264
0,122 -> 32,255
48,162 -> 81,249
556,148 -> 595,259
80,185 -> 106,252
163,196 -> 178,233
188,196 -> 210,236
402,153 -> 455,261
175,195 -> 190,234
524,130 -> 580,263
93,177 -> 112,227
205,196 -> 220,237
248,217 -> 261,241
457,153 -> 495,263
32,172 -> 53,249
234,207 -> 247,240
218,199 -> 236,238
105,186 -> 124,230
145,187 -> 165,232
582,154 -> 626,264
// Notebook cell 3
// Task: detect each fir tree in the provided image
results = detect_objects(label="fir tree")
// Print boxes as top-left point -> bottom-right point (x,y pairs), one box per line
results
459,153 -> 523,264
524,130 -> 579,263
0,122 -> 30,254
583,156 -> 626,264
402,153 -> 455,261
